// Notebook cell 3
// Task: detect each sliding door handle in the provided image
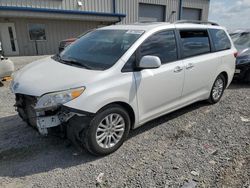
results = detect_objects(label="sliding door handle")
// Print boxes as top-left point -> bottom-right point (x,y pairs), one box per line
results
174,66 -> 183,73
186,63 -> 194,69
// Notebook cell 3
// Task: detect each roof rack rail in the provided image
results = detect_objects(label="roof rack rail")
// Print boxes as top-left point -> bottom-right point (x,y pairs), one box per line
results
175,20 -> 219,26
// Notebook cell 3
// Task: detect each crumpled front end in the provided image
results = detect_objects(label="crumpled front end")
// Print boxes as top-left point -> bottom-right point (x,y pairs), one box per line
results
14,93 -> 92,136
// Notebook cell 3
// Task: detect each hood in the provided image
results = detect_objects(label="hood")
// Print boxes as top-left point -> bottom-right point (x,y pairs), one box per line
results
238,48 -> 250,56
236,48 -> 250,65
235,45 -> 250,54
12,56 -> 106,96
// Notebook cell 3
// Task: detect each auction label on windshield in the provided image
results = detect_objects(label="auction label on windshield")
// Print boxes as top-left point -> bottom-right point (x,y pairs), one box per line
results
126,30 -> 144,35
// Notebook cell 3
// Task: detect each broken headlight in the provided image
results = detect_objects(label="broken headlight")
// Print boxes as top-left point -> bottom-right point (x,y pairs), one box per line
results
35,87 -> 85,111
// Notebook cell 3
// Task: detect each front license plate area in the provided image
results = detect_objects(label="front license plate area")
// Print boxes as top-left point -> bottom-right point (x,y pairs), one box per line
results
37,115 -> 61,129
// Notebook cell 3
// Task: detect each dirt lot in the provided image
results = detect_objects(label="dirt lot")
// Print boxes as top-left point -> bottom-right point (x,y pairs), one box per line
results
0,56 -> 249,188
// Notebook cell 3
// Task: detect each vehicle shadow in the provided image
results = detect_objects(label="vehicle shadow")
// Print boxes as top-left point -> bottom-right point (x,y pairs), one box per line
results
0,99 -> 210,178
129,100 -> 209,139
0,114 -> 101,178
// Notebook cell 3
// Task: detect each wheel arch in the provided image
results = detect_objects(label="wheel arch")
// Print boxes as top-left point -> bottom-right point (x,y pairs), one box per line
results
97,101 -> 136,130
220,71 -> 229,87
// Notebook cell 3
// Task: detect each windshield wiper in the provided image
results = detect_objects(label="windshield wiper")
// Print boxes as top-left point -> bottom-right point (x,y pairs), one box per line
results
61,57 -> 93,70
52,53 -> 61,61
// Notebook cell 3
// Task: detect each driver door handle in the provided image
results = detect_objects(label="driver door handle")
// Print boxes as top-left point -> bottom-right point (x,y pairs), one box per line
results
174,66 -> 183,73
186,63 -> 194,69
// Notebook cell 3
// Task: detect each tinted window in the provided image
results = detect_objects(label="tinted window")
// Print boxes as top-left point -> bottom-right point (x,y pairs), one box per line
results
209,29 -> 231,51
180,30 -> 210,58
139,30 -> 178,64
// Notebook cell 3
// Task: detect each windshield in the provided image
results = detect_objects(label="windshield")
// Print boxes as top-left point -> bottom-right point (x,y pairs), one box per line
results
230,32 -> 250,51
59,29 -> 144,70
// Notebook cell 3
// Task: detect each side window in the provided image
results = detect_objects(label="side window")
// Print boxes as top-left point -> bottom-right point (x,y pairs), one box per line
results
209,29 -> 231,51
139,30 -> 178,64
180,30 -> 211,58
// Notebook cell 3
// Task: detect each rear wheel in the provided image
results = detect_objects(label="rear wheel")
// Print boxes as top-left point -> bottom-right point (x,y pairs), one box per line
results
83,104 -> 131,156
208,74 -> 226,104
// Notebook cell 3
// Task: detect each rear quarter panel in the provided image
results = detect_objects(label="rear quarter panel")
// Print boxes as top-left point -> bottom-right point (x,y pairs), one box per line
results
215,28 -> 236,88
220,49 -> 236,87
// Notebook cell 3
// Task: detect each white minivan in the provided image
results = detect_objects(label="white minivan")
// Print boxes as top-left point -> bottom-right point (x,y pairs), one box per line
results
11,21 -> 236,155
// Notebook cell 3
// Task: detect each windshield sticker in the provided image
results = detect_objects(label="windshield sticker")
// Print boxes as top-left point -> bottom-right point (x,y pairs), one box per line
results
126,30 -> 144,35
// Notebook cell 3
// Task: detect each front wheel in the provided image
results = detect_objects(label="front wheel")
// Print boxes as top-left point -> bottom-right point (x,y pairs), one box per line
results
208,74 -> 226,104
82,104 -> 131,156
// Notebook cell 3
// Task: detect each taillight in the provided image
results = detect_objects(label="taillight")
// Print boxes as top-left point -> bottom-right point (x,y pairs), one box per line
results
234,52 -> 238,58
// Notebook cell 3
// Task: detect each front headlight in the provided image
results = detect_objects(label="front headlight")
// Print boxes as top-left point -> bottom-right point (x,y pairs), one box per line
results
35,87 -> 85,111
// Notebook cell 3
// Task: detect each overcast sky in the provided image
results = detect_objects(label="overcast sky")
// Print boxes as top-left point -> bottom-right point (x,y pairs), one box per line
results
209,0 -> 250,31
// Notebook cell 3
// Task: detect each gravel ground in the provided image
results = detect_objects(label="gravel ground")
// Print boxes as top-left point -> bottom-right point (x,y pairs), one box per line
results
0,56 -> 249,188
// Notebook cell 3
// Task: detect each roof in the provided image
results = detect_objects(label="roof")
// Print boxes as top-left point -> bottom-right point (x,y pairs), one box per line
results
100,21 -> 224,31
101,22 -> 172,31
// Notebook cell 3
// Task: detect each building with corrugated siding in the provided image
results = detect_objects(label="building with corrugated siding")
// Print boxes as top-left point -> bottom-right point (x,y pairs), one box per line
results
0,0 -> 210,56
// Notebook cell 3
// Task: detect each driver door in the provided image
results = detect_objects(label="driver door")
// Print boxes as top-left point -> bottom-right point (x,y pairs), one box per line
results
133,30 -> 185,124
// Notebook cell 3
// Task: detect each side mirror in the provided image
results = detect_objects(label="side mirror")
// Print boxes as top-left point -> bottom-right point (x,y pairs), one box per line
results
138,55 -> 161,69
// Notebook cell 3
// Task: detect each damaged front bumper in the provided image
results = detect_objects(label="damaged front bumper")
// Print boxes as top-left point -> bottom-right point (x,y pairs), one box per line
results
15,94 -> 93,136
36,109 -> 74,135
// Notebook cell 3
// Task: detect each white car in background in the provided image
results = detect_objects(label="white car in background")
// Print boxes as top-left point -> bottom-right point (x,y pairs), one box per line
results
0,41 -> 14,79
0,56 -> 14,79
11,21 -> 236,156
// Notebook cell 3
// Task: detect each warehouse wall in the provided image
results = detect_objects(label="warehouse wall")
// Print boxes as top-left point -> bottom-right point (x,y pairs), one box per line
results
0,0 -> 113,13
116,0 -> 179,24
116,0 -> 209,24
0,0 -> 209,22
0,18 -> 105,55
182,0 -> 209,21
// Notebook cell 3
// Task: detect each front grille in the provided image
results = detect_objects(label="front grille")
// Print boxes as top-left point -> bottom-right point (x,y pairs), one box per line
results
15,94 -> 38,127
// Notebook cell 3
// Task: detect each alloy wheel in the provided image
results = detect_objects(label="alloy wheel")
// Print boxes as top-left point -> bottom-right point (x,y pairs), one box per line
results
96,113 -> 125,149
212,77 -> 224,101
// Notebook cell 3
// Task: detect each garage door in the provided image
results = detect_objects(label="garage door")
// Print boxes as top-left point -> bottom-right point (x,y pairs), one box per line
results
182,8 -> 201,20
139,3 -> 166,22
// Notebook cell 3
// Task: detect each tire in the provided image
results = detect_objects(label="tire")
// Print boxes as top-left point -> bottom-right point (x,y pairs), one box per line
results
208,74 -> 226,104
82,104 -> 131,156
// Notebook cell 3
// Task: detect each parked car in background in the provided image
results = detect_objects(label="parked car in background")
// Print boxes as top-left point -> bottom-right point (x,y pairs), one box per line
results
0,56 -> 14,79
11,21 -> 236,156
58,30 -> 94,53
230,30 -> 250,82
58,37 -> 77,53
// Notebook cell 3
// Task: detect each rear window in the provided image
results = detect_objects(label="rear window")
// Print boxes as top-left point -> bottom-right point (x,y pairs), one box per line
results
209,29 -> 231,51
179,30 -> 211,58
